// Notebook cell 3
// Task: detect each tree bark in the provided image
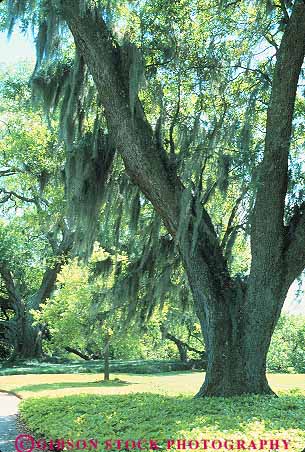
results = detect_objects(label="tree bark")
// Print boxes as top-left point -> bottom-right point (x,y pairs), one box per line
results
3,296 -> 42,360
58,1 -> 305,396
0,265 -> 40,360
14,312 -> 42,359
0,233 -> 74,360
193,282 -> 279,397
103,333 -> 110,381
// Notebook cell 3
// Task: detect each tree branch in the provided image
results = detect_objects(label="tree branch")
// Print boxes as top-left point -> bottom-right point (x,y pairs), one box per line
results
30,231 -> 74,310
161,327 -> 206,358
263,32 -> 279,52
0,268 -> 18,304
221,192 -> 245,250
232,65 -> 272,85
0,296 -> 12,320
0,264 -> 22,313
59,0 -> 182,236
0,188 -> 35,204
250,2 -> 305,280
65,346 -> 90,360
169,79 -> 181,159
284,203 -> 305,285
58,1 -> 233,311
279,0 -> 290,22
223,0 -> 242,7
0,169 -> 16,177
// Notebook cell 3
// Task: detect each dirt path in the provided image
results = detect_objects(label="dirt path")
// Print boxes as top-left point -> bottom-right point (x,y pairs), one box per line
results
0,393 -> 20,452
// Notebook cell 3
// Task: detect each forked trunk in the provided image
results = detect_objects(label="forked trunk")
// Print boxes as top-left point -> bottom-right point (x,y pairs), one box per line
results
195,317 -> 274,397
191,272 -> 286,397
13,306 -> 42,360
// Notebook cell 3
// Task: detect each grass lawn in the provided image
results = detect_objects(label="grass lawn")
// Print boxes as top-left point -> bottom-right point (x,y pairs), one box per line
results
1,371 -> 304,452
0,371 -> 304,398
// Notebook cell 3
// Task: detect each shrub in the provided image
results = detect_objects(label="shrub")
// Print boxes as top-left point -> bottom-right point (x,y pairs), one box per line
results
267,314 -> 305,373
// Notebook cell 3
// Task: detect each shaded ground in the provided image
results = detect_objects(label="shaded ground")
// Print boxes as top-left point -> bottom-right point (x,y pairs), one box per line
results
0,359 -> 193,377
0,393 -> 20,452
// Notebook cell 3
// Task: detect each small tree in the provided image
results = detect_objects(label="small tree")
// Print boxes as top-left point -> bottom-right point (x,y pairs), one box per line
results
33,247 -> 133,379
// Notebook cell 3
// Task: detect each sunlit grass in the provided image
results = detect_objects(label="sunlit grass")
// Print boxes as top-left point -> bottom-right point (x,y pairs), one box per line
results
0,371 -> 304,399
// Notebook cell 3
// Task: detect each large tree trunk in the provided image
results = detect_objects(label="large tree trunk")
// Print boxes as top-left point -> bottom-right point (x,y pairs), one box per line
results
8,303 -> 42,361
15,313 -> 42,359
9,265 -> 66,360
192,286 -> 282,397
196,326 -> 273,397
0,266 -> 42,360
184,222 -> 292,397
59,1 -> 305,396
0,233 -> 74,360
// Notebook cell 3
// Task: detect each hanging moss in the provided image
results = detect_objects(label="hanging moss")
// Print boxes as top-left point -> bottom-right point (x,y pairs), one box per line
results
154,266 -> 172,305
191,195 -> 204,255
129,189 -> 141,234
237,89 -> 258,161
64,128 -> 115,259
4,0 -> 195,326
35,21 -> 48,69
93,256 -> 113,277
217,153 -> 232,194
177,124 -> 191,154
7,0 -> 29,38
176,187 -> 192,249
29,2 -> 63,75
120,40 -> 145,119
31,59 -> 73,115
190,113 -> 201,146
61,51 -> 87,150
113,199 -> 123,246
104,209 -> 185,323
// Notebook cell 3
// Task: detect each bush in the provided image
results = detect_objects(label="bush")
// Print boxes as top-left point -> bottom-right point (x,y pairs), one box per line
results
267,314 -> 305,373
0,341 -> 13,360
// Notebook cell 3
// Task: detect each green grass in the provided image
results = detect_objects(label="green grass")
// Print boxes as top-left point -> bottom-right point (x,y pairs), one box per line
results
0,359 -> 191,376
19,392 -> 305,452
1,371 -> 305,399
1,366 -> 304,452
